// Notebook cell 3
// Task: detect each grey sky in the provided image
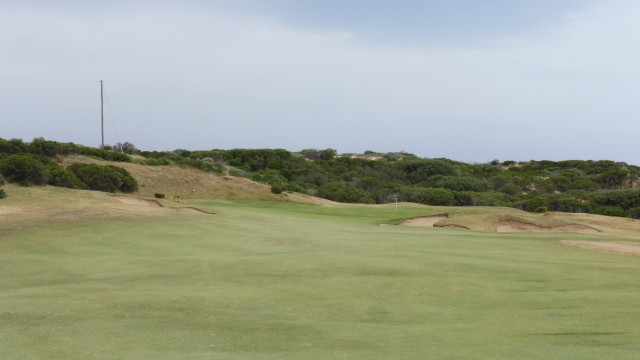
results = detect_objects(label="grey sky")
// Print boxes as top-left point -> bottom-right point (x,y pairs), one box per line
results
2,0 -> 639,164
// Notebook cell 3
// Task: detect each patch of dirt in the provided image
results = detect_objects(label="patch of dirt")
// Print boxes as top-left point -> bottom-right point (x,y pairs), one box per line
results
113,195 -> 162,207
400,215 -> 448,227
113,195 -> 214,214
0,206 -> 24,215
175,207 -> 215,214
561,240 -> 640,256
497,220 -> 600,234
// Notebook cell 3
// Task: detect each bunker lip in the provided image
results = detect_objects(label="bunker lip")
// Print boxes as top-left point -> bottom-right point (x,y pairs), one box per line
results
112,195 -> 214,214
497,220 -> 600,234
561,240 -> 640,256
175,207 -> 216,214
399,214 -> 449,227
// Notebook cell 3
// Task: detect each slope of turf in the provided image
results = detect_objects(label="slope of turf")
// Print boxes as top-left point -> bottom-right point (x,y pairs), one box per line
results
2,191 -> 640,359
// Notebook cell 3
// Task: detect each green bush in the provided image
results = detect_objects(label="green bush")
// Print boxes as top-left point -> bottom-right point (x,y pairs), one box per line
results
0,138 -> 29,154
626,207 -> 640,219
593,206 -> 627,217
0,174 -> 4,186
75,146 -> 132,162
67,163 -> 138,193
398,187 -> 455,206
154,193 -> 165,199
0,189 -> 6,199
250,169 -> 289,189
46,165 -> 87,189
431,176 -> 489,192
0,154 -> 49,185
317,182 -> 374,203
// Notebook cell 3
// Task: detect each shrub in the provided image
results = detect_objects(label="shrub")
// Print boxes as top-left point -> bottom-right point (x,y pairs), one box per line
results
398,187 -> 455,206
593,206 -> 627,217
75,146 -> 132,162
67,163 -> 138,193
0,189 -> 5,199
250,169 -> 289,189
154,193 -> 165,199
431,176 -> 490,192
0,174 -> 4,186
186,158 -> 224,174
398,159 -> 457,183
0,154 -> 49,185
0,138 -> 29,155
317,182 -> 374,203
47,165 -> 87,189
533,206 -> 548,213
626,207 -> 640,219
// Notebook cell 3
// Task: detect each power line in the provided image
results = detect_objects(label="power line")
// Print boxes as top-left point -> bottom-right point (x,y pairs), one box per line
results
102,82 -> 124,152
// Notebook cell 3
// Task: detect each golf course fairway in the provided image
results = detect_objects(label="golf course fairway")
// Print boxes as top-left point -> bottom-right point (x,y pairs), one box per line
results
2,187 -> 640,359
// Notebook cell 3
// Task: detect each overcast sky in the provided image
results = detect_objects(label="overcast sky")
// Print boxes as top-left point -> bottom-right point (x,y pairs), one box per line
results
2,0 -> 639,164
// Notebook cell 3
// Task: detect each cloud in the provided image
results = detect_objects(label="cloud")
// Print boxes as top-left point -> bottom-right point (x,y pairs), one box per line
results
1,1 -> 639,163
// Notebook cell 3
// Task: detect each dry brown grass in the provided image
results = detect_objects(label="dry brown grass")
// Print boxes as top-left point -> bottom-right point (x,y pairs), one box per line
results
0,184 -> 171,236
61,155 -> 284,201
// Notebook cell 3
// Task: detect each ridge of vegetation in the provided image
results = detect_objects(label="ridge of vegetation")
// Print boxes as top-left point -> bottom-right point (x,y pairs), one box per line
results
2,137 -> 640,219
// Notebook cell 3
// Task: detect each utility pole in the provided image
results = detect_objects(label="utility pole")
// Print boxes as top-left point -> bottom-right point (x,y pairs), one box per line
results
100,80 -> 104,149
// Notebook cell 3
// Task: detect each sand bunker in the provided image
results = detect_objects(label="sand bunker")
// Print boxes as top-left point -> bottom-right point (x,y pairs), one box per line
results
113,195 -> 162,207
561,240 -> 640,256
497,220 -> 600,234
400,215 -> 448,227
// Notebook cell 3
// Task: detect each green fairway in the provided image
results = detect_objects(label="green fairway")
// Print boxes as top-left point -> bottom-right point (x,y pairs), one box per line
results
2,197 -> 640,359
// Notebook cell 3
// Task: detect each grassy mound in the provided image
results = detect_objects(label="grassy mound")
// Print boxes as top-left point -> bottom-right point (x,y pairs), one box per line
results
62,155 -> 285,201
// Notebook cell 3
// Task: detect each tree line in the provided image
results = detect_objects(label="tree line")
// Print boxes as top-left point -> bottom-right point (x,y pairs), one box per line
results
2,138 -> 640,219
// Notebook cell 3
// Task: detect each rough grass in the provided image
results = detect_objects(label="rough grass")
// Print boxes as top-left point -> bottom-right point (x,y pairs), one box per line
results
61,155 -> 284,201
2,187 -> 640,359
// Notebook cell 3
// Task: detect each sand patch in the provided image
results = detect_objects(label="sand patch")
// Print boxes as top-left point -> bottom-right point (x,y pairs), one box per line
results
400,215 -> 448,227
113,195 -> 214,214
113,195 -> 162,207
561,240 -> 640,256
0,206 -> 24,215
497,220 -> 599,234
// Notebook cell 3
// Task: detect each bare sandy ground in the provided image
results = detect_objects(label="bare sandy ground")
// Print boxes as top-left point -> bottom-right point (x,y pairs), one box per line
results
561,240 -> 640,256
400,215 -> 448,227
113,195 -> 163,207
0,206 -> 23,214
497,220 -> 600,234
113,195 -> 214,214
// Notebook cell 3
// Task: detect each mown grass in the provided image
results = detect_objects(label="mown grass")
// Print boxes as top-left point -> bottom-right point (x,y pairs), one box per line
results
2,191 -> 640,359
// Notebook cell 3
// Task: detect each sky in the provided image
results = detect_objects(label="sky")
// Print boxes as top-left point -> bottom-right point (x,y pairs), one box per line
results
2,0 -> 639,164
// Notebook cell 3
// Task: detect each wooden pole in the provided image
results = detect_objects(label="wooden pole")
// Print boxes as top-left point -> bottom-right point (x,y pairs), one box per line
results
100,80 -> 104,148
